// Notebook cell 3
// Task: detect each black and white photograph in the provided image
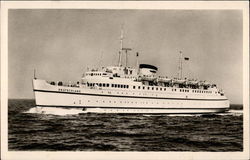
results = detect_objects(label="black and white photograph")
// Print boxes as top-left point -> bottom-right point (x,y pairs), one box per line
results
1,1 -> 249,160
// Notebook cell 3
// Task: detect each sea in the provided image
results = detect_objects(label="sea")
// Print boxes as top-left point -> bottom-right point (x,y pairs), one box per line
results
8,99 -> 243,151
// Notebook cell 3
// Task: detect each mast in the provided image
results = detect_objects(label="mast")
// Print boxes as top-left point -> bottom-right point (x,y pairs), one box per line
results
34,69 -> 37,79
118,26 -> 132,67
178,51 -> 183,79
122,48 -> 132,67
118,27 -> 124,67
136,52 -> 139,74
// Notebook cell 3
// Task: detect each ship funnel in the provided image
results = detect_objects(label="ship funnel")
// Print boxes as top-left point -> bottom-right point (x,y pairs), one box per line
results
139,64 -> 158,76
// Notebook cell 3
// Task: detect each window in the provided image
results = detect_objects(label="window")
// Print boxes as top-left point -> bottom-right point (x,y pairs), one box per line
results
107,84 -> 109,87
112,84 -> 114,87
164,88 -> 166,91
152,87 -> 154,90
160,88 -> 162,91
133,86 -> 135,89
103,83 -> 106,87
115,84 -> 117,88
156,87 -> 158,90
118,84 -> 120,88
99,83 -> 102,87
143,86 -> 145,90
148,87 -> 150,90
138,86 -> 141,89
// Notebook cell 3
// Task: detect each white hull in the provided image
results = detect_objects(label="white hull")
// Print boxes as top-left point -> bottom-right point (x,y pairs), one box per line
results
33,79 -> 230,114
33,106 -> 227,114
82,107 -> 227,114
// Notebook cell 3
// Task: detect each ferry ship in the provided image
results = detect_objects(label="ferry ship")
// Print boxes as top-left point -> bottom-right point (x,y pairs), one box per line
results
32,30 -> 230,114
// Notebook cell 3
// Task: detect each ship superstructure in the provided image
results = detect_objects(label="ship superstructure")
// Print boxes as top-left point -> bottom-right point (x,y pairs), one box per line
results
33,30 -> 229,114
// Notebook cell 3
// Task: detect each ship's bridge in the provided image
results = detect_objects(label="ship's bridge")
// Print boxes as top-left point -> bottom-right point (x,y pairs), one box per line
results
84,71 -> 112,77
106,66 -> 137,78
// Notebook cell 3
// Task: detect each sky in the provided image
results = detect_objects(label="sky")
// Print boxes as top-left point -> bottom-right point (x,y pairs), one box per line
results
8,9 -> 243,104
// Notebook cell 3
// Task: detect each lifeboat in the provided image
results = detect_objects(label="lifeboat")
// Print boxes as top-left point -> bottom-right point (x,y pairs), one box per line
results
140,75 -> 157,81
173,79 -> 186,84
198,81 -> 211,86
187,80 -> 199,85
158,77 -> 172,83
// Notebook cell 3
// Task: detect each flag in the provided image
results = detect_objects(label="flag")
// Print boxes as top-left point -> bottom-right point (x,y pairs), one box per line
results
184,57 -> 189,60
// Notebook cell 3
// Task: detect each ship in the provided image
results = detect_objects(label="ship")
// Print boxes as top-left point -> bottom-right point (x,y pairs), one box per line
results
32,30 -> 230,114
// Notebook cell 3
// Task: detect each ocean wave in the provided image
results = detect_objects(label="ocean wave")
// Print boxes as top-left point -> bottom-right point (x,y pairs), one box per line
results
24,107 -> 83,116
24,107 -> 243,117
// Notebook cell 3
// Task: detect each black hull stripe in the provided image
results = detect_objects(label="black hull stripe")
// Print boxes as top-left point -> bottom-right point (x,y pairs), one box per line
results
33,89 -> 228,101
36,105 -> 229,110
